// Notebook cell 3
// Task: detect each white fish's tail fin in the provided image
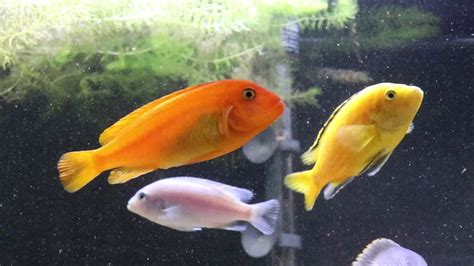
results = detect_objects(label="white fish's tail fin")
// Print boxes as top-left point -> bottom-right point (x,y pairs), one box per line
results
250,199 -> 280,235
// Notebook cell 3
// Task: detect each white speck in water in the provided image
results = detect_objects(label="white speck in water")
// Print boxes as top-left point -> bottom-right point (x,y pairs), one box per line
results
461,168 -> 467,174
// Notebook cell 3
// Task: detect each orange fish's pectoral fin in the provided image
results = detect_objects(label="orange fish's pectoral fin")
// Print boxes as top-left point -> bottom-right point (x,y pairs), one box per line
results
99,81 -> 220,146
359,150 -> 393,177
57,150 -> 101,193
284,170 -> 322,211
337,124 -> 376,152
323,177 -> 354,200
107,167 -> 154,184
219,105 -> 234,136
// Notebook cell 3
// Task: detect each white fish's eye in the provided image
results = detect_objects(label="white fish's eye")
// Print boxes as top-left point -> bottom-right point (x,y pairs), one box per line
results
242,88 -> 256,100
385,90 -> 397,100
138,192 -> 146,200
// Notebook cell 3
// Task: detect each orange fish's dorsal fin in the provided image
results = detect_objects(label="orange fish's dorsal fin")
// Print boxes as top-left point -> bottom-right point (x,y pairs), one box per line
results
301,94 -> 355,165
99,81 -> 219,145
107,167 -> 153,184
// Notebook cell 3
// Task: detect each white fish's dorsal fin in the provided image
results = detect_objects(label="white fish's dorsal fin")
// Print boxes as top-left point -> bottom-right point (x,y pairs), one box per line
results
353,238 -> 400,266
302,94 -> 356,165
173,177 -> 254,203
407,123 -> 415,134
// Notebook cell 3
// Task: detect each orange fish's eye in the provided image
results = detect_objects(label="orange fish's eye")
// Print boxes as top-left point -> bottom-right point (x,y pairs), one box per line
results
242,88 -> 256,100
385,90 -> 397,100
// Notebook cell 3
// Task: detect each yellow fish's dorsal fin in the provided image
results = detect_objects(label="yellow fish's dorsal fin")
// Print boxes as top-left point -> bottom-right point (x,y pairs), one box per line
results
107,167 -> 153,184
99,81 -> 218,145
302,95 -> 355,165
336,124 -> 376,152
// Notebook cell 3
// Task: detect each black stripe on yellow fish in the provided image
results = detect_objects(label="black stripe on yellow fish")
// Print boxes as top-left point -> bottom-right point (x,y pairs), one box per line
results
301,92 -> 359,165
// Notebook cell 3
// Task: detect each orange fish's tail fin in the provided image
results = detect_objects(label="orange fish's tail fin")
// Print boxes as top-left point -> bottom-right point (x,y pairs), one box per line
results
284,170 -> 322,211
57,151 -> 101,193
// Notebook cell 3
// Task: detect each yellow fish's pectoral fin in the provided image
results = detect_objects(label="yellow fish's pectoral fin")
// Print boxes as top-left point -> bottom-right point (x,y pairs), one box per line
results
323,177 -> 354,200
284,170 -> 322,211
337,124 -> 376,152
108,167 -> 154,184
57,150 -> 101,193
99,81 -> 219,146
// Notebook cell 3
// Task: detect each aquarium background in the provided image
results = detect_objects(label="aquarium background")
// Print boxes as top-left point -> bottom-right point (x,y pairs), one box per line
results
1,0 -> 473,265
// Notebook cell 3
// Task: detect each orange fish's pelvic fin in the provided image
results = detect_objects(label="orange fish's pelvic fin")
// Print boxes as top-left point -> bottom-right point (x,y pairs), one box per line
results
108,167 -> 154,184
323,177 -> 354,200
284,170 -> 322,211
57,151 -> 101,193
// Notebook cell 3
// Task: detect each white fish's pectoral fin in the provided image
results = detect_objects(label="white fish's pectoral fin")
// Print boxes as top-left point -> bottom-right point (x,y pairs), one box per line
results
407,123 -> 415,134
337,124 -> 376,152
359,151 -> 392,177
161,205 -> 187,221
323,177 -> 354,200
172,177 -> 254,203
353,238 -> 400,266
222,221 -> 247,232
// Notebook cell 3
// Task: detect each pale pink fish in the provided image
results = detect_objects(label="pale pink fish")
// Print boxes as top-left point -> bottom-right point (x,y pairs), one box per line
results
127,177 -> 280,235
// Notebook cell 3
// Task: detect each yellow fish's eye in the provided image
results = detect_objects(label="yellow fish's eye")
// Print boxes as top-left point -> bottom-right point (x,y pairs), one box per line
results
242,88 -> 256,100
385,90 -> 397,100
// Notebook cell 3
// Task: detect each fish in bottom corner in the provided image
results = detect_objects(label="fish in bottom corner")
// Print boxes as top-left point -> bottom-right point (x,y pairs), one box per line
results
353,238 -> 427,266
127,177 -> 280,235
285,83 -> 424,211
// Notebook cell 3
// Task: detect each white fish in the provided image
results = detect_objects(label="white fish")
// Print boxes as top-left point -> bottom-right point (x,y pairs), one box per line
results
353,238 -> 427,266
127,177 -> 280,235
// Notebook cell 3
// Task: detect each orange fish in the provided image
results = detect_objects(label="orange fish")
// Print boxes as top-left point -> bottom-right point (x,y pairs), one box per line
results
58,80 -> 285,192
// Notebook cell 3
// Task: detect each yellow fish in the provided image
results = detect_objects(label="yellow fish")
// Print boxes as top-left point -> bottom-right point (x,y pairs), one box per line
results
285,83 -> 424,211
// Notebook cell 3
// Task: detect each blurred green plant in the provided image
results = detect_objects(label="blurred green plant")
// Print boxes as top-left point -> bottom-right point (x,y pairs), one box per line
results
0,0 -> 358,114
302,5 -> 440,55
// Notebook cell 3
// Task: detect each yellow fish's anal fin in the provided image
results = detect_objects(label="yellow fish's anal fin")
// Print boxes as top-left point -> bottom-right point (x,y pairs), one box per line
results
323,177 -> 354,200
284,170 -> 322,211
99,81 -> 219,146
301,95 -> 355,165
108,167 -> 154,184
336,124 -> 376,152
359,150 -> 392,177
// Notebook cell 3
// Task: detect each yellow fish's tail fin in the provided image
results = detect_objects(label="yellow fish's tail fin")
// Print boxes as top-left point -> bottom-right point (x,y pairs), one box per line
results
284,170 -> 322,211
57,151 -> 101,193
